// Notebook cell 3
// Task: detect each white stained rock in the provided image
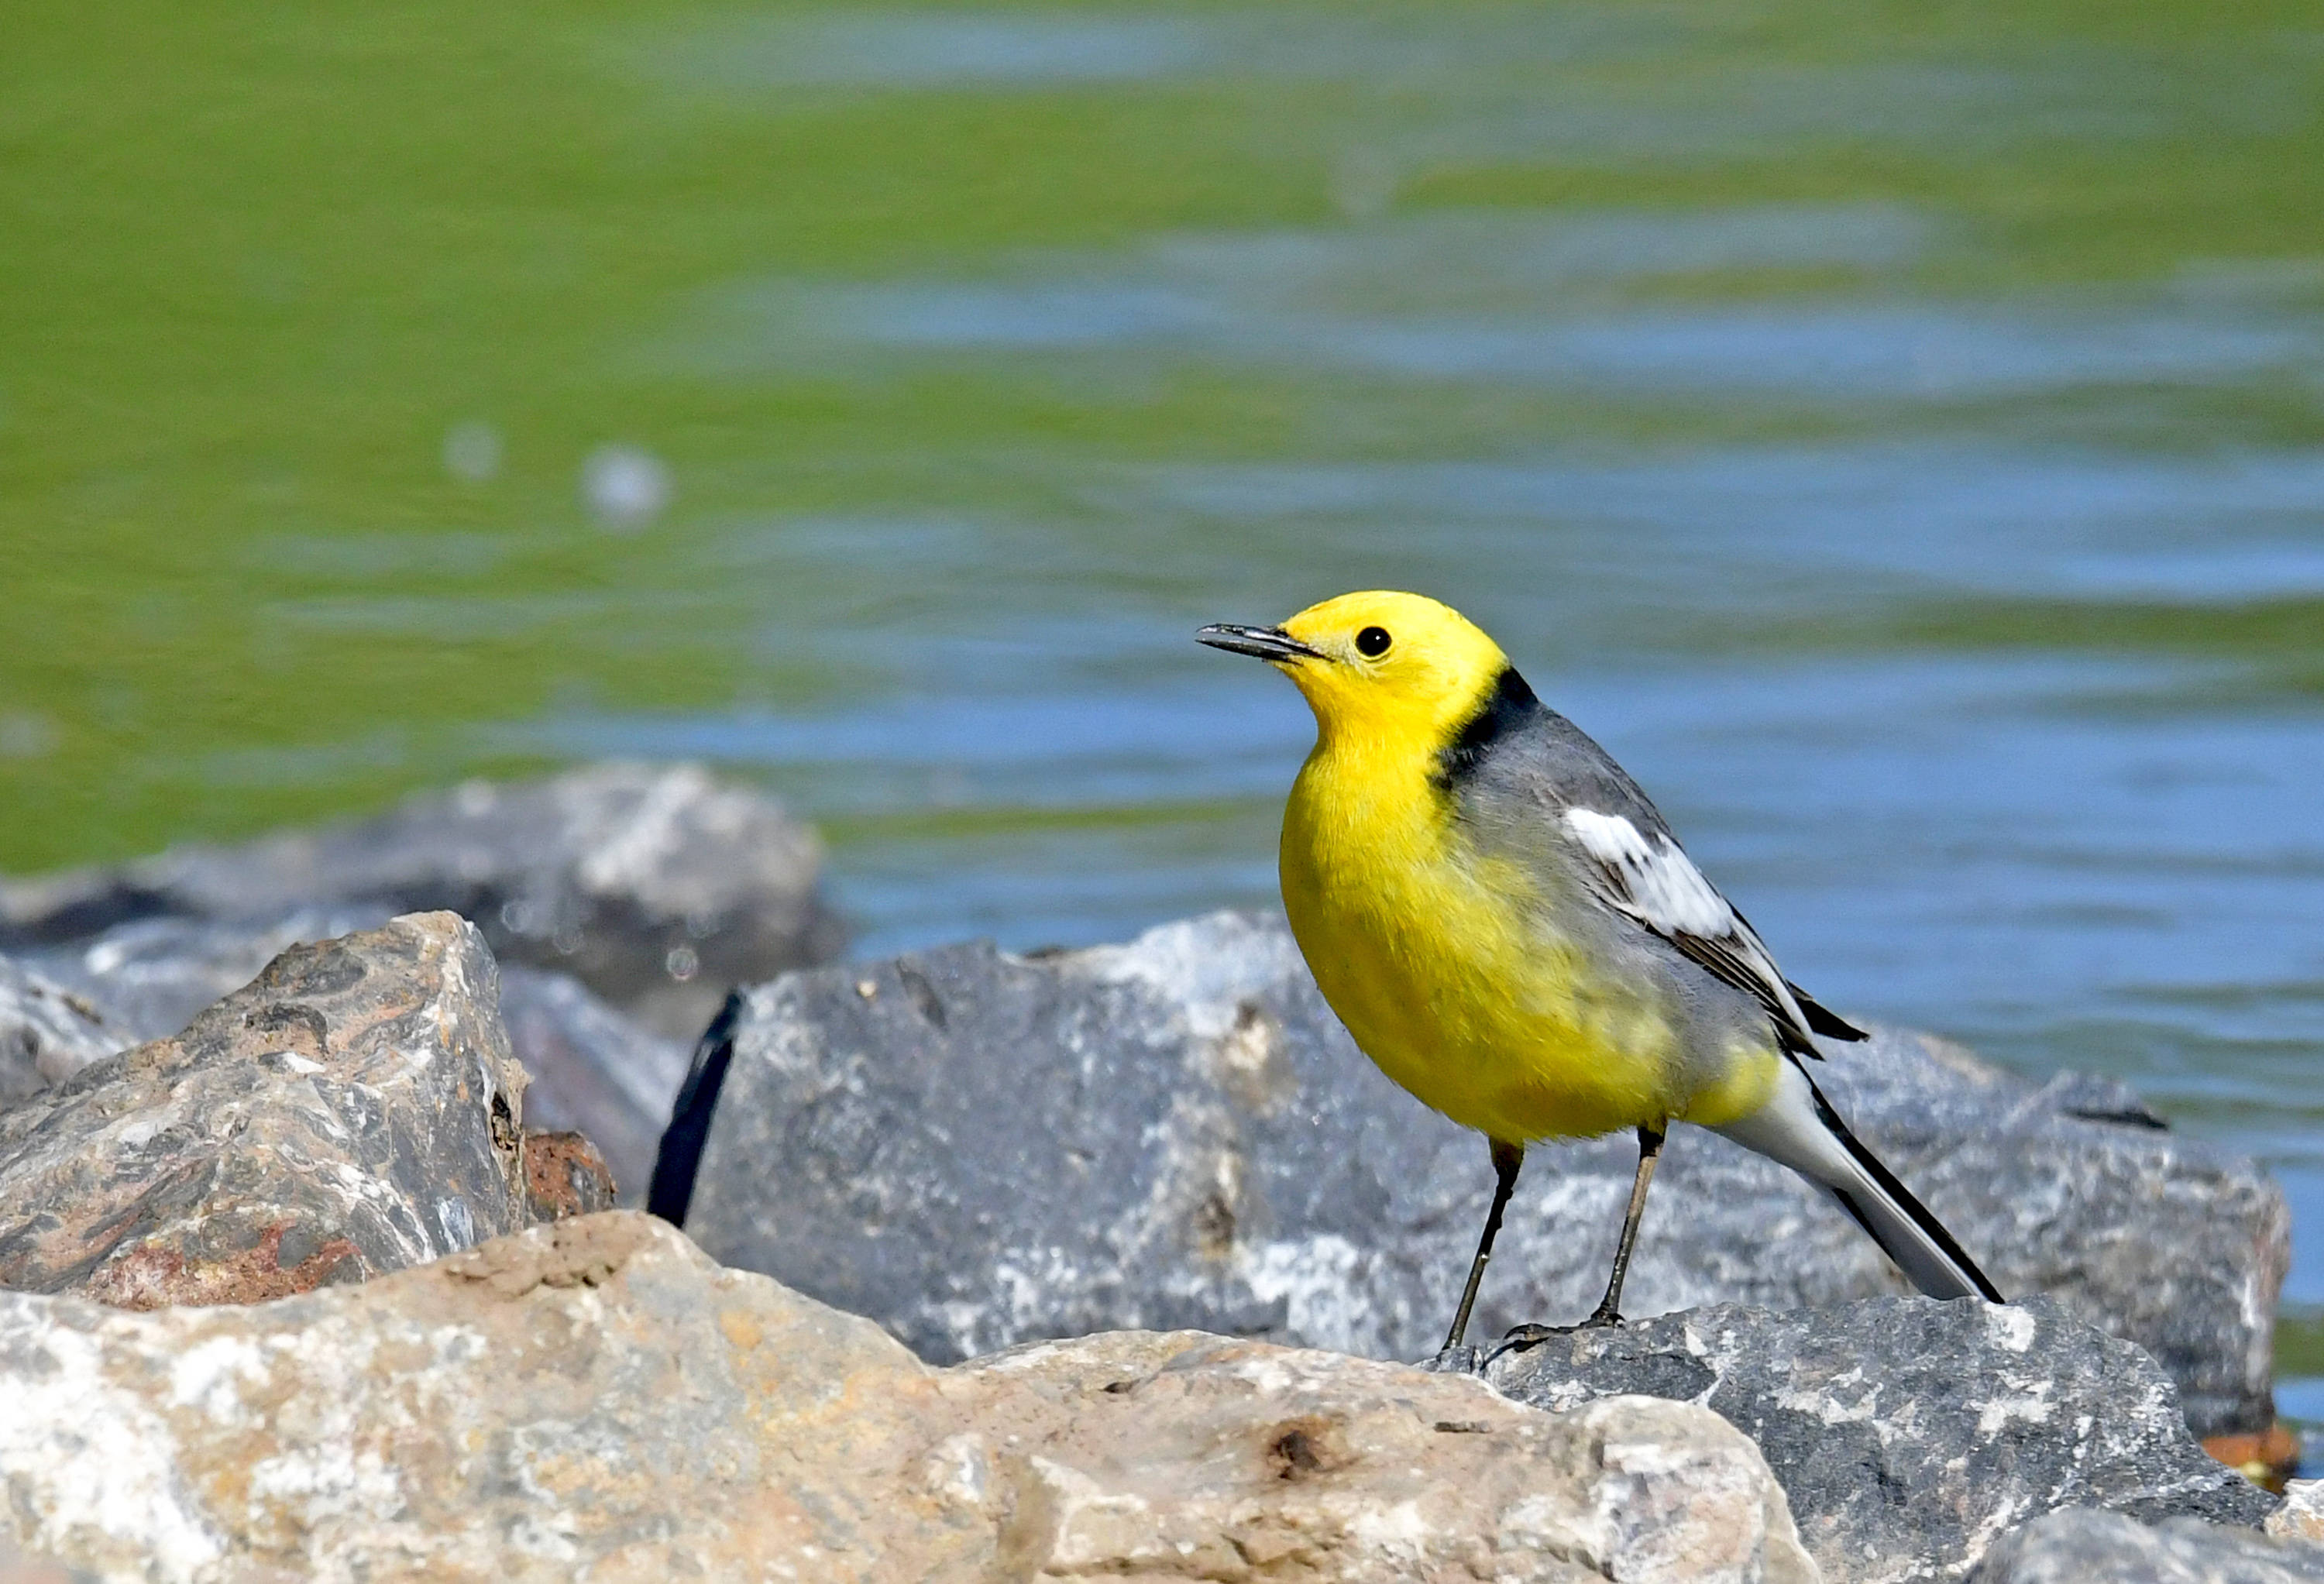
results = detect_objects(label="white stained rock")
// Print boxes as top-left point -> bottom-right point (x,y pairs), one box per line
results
2269,1480 -> 2324,1545
0,1211 -> 1817,1584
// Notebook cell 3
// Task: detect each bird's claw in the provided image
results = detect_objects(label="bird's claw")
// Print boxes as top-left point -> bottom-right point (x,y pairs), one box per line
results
1423,1343 -> 1483,1373
1480,1322 -> 1563,1368
1480,1311 -> 1626,1369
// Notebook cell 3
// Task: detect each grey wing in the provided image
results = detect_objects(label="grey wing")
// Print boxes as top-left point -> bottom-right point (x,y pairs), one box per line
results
1471,707 -> 1861,1057
1556,802 -> 1827,1055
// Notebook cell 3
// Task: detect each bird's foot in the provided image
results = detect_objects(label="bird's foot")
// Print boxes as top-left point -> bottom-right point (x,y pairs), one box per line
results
1481,1311 -> 1625,1368
1423,1343 -> 1483,1374
1480,1322 -> 1566,1367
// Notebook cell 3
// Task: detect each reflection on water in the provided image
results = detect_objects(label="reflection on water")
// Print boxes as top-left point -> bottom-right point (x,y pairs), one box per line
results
703,215 -> 2315,400
6,4 -> 2324,1307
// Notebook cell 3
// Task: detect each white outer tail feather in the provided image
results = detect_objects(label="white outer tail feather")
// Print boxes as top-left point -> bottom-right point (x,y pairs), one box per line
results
1711,1058 -> 1999,1303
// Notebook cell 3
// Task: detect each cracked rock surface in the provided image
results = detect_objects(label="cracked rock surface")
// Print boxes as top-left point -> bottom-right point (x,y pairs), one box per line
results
0,1211 -> 1816,1584
1479,1295 -> 2276,1583
676,909 -> 2288,1439
0,912 -> 531,1307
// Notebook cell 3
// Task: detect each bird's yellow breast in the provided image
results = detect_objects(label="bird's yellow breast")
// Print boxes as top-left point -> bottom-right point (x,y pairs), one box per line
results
1280,737 -> 1689,1143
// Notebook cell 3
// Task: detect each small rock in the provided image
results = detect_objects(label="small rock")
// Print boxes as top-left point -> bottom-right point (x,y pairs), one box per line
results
0,761 -> 845,1038
675,909 -> 2288,1439
1971,1509 -> 2324,1583
0,1211 -> 1817,1582
0,956 -> 121,1108
2267,1481 -> 2324,1544
0,913 -> 531,1306
1479,1295 -> 2275,1582
521,1129 -> 619,1223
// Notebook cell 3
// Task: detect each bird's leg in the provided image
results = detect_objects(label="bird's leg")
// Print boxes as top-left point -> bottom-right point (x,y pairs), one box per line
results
1581,1121 -> 1666,1328
1440,1137 -> 1525,1356
1489,1122 -> 1669,1363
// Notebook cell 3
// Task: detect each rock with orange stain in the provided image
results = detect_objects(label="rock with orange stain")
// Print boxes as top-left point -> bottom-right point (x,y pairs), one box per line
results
0,912 -> 531,1308
520,1128 -> 618,1223
0,1211 -> 1817,1584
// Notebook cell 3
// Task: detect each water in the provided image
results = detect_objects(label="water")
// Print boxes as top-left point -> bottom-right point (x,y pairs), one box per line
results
6,1 -> 2324,1346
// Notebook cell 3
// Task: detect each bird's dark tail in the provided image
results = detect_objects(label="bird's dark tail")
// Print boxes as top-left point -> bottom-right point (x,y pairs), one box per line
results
1711,1056 -> 2002,1303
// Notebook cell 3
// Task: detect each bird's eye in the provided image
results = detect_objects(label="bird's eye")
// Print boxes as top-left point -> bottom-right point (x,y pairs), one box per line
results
1355,626 -> 1392,658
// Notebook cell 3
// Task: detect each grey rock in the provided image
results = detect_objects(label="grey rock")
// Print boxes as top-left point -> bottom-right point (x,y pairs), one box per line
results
0,1211 -> 1817,1583
680,909 -> 2288,1440
0,912 -> 531,1307
0,761 -> 844,1038
22,906 -> 391,1046
26,915 -> 689,1202
1971,1510 -> 2324,1584
1480,1295 -> 2274,1583
0,957 -> 123,1108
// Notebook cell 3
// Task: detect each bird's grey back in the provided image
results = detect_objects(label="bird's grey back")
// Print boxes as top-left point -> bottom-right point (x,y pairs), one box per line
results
1437,665 -> 1671,839
1441,665 -> 1785,1085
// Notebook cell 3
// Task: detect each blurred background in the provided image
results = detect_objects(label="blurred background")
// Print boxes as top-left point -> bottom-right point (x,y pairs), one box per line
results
6,0 -> 2324,1369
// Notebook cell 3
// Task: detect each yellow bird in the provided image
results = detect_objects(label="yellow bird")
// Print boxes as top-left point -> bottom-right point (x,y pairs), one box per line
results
1198,590 -> 1999,1354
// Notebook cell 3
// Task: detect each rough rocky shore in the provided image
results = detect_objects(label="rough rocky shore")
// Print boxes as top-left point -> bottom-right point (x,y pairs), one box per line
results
0,763 -> 2315,1582
0,763 -> 838,1201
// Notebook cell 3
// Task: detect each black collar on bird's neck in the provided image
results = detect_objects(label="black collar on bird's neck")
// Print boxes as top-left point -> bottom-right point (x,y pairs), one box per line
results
1434,666 -> 1541,790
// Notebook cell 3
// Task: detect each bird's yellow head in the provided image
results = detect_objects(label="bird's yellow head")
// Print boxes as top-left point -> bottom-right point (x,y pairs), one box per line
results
1198,590 -> 1512,748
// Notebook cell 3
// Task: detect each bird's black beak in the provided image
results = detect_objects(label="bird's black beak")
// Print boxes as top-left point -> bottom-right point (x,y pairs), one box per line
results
1196,623 -> 1328,664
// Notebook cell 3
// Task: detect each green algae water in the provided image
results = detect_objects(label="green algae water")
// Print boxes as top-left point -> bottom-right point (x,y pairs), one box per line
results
8,1 -> 2324,1361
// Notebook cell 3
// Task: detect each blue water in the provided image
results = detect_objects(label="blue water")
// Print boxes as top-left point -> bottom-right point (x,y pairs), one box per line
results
14,0 -> 2324,1358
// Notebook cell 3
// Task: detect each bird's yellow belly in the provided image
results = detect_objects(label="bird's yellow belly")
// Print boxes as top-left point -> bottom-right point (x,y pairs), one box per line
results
1282,782 -> 1687,1143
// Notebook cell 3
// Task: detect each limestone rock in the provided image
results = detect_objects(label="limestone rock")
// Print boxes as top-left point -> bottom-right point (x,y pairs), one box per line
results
0,1545 -> 90,1584
1479,1295 -> 2275,1582
24,916 -> 689,1201
0,761 -> 844,1038
1970,1510 -> 2324,1583
0,956 -> 122,1109
2267,1481 -> 2324,1545
674,910 -> 2288,1438
0,913 -> 530,1307
0,1211 -> 1817,1583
